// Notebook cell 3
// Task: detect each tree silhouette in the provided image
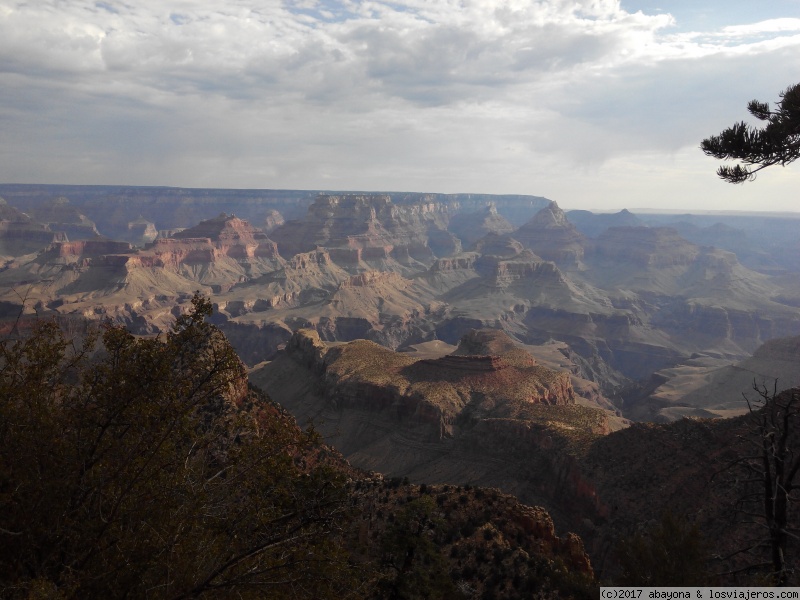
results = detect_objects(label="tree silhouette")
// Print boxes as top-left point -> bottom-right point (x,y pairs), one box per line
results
733,384 -> 800,585
701,83 -> 800,183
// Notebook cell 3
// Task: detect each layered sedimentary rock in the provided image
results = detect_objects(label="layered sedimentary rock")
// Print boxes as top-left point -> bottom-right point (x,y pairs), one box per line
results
2,188 -> 799,425
0,197 -> 67,257
0,221 -> 67,257
566,208 -> 642,238
0,214 -> 287,335
172,213 -> 280,259
512,202 -> 588,269
593,226 -> 699,268
271,328 -> 576,437
126,217 -> 158,245
45,239 -> 134,259
472,233 -> 525,258
29,197 -> 99,241
0,185 -> 555,238
251,328 -> 610,529
448,203 -> 515,248
475,250 -> 562,288
429,254 -> 479,272
269,194 -> 459,266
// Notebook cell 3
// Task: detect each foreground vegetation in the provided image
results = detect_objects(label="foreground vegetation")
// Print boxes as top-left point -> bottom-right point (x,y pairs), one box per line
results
4,291 -> 797,596
0,297 -> 598,599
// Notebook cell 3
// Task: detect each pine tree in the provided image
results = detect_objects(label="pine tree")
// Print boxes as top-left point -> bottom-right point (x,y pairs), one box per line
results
701,83 -> 800,183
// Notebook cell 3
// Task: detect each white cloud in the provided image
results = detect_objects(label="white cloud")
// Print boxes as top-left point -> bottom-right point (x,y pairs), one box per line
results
0,0 -> 798,211
722,17 -> 800,36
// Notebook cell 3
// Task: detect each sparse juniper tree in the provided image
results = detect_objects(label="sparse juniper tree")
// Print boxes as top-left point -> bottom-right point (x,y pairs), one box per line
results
701,83 -> 800,183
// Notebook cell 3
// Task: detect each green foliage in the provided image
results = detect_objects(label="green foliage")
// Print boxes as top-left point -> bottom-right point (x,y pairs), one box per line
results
0,294 -> 356,599
615,511 -> 711,586
701,82 -> 800,183
377,496 -> 464,599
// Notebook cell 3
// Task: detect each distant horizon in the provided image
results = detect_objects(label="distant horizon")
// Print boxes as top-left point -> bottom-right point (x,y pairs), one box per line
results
2,181 -> 800,217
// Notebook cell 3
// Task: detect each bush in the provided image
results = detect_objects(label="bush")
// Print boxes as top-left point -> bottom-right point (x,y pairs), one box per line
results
615,511 -> 711,586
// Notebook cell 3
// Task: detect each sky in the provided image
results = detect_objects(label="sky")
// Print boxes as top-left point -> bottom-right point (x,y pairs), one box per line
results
1,0 -> 799,212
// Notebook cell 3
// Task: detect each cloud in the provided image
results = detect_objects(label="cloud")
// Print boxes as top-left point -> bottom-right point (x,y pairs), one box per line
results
0,0 -> 798,211
722,17 -> 800,36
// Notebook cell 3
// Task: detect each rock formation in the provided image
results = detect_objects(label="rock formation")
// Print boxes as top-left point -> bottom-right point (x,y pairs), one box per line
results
0,197 -> 67,257
251,328 -> 611,523
254,327 -> 800,584
29,197 -> 99,241
126,216 -> 158,245
172,213 -> 280,260
512,201 -> 588,269
262,209 -> 285,232
45,239 -> 134,259
269,194 -> 459,268
0,221 -> 66,258
0,197 -> 30,222
566,208 -> 642,238
272,328 -> 578,431
448,202 -> 515,248
622,334 -> 800,421
0,185 -> 554,241
1,187 -> 799,425
593,226 -> 699,268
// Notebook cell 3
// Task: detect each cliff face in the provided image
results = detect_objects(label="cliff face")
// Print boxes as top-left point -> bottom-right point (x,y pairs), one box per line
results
448,203 -> 515,248
475,250 -> 564,288
172,213 -> 280,260
269,194 -> 459,266
2,189 -> 799,426
513,202 -> 588,269
30,197 -> 99,241
0,221 -> 66,257
277,328 -> 577,438
251,328 -> 612,541
126,217 -> 158,245
430,254 -> 479,272
46,240 -> 134,258
593,226 -> 700,268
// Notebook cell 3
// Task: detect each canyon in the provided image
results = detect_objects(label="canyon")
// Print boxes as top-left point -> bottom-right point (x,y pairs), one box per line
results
2,184 -> 799,418
2,183 -> 800,583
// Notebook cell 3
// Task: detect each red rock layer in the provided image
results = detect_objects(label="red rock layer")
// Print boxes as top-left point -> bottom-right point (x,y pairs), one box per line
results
172,214 -> 280,259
